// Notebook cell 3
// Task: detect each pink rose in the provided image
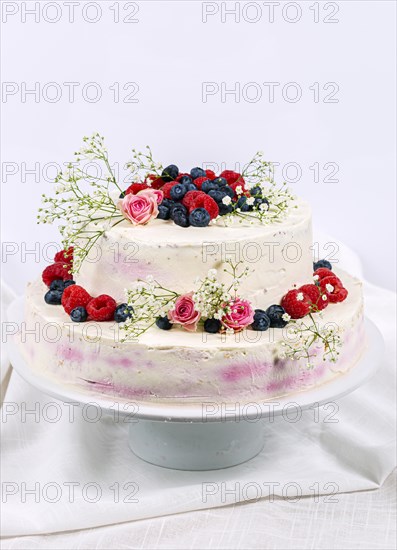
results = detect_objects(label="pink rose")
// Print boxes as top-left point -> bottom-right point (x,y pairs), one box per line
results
118,188 -> 163,225
168,292 -> 201,332
222,298 -> 254,332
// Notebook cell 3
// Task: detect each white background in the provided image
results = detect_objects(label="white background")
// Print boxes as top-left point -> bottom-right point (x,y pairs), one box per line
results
1,0 -> 396,292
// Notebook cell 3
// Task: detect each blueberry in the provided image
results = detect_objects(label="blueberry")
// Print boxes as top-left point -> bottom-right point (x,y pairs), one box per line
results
50,279 -> 64,291
156,316 -> 173,330
201,180 -> 218,194
223,185 -> 235,199
313,259 -> 332,271
218,203 -> 233,216
119,191 -> 126,198
190,167 -> 206,179
208,189 -> 227,203
44,289 -> 62,305
70,306 -> 88,322
63,280 -> 76,288
157,204 -> 170,220
186,183 -> 197,191
213,177 -> 228,187
204,318 -> 221,333
254,197 -> 269,209
114,303 -> 134,323
170,202 -> 188,219
179,175 -> 193,186
236,196 -> 250,212
170,183 -> 187,201
161,198 -> 174,209
250,186 -> 262,196
189,207 -> 211,227
172,209 -> 190,227
161,164 -> 179,182
251,309 -> 271,331
266,305 -> 288,328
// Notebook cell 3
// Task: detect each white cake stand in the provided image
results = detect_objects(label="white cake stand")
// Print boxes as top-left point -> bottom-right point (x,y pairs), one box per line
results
6,297 -> 384,470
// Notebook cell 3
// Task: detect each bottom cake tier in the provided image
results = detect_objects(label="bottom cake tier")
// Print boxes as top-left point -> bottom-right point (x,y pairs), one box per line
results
20,269 -> 366,403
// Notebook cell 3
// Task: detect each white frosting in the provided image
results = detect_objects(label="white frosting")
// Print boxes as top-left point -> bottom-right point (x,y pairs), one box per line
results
21,269 -> 365,403
76,199 -> 313,307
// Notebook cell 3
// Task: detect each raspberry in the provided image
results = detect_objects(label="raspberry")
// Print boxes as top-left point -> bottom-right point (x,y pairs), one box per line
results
193,177 -> 209,190
313,267 -> 335,282
299,283 -> 328,312
205,169 -> 217,180
146,174 -> 164,189
61,285 -> 92,315
54,247 -> 74,266
183,191 -> 219,219
161,181 -> 178,199
220,170 -> 246,187
202,195 -> 219,219
182,190 -> 205,210
42,262 -> 72,287
319,276 -> 348,303
125,183 -> 149,195
281,289 -> 311,319
86,294 -> 117,321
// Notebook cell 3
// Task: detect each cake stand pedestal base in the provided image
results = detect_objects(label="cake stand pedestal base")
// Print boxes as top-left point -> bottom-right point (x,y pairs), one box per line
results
128,419 -> 265,470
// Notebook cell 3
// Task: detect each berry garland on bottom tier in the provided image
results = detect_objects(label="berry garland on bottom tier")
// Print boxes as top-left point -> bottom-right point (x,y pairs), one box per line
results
41,249 -> 348,368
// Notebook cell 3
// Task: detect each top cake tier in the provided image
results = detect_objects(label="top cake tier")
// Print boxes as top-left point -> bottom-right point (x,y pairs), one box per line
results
76,198 -> 313,309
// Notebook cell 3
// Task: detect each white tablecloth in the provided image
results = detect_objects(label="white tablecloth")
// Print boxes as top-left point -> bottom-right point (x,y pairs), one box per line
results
1,234 -> 396,549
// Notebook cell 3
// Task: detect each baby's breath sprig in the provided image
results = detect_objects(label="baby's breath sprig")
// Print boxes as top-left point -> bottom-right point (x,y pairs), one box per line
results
122,276 -> 180,340
219,151 -> 296,226
126,145 -> 163,182
280,313 -> 342,368
37,133 -> 125,273
122,261 -> 250,340
192,260 -> 250,323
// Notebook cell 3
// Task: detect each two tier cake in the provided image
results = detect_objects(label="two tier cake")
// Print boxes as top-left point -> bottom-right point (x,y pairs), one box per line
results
21,134 -> 366,402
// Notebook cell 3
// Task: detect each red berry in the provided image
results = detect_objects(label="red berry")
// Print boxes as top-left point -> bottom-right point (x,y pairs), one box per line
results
146,174 -> 164,189
320,276 -> 348,303
205,169 -> 216,180
182,190 -> 206,210
299,283 -> 328,312
193,177 -> 209,190
42,262 -> 72,287
160,181 -> 177,199
183,191 -> 219,219
313,267 -> 335,282
86,295 -> 117,321
202,195 -> 219,219
220,170 -> 246,187
62,285 -> 92,315
125,183 -> 149,195
281,289 -> 311,319
54,247 -> 74,266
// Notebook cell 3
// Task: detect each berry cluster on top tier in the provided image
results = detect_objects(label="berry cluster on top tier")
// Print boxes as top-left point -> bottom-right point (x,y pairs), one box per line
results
120,165 -> 269,228
42,248 -> 134,324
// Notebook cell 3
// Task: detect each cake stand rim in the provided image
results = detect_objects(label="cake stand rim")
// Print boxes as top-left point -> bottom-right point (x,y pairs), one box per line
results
6,296 -> 384,423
